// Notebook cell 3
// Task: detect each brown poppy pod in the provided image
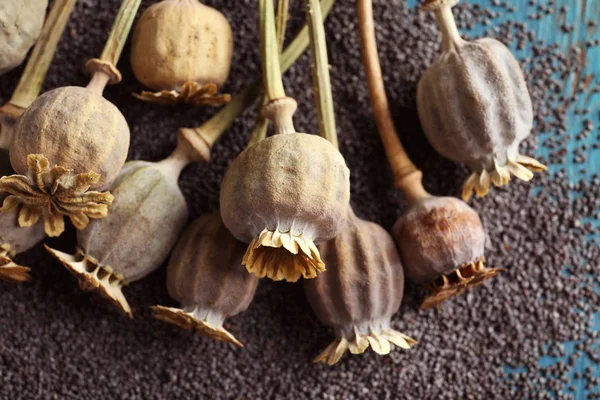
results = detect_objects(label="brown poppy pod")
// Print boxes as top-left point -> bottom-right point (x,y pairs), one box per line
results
0,0 -> 48,75
45,130 -> 206,318
392,195 -> 501,309
220,129 -> 351,283
303,208 -> 416,365
417,0 -> 545,201
130,0 -> 233,106
10,86 -> 129,190
153,213 -> 258,348
0,196 -> 45,282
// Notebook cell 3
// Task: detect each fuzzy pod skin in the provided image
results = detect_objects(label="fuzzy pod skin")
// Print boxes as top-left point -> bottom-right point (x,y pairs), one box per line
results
153,213 -> 258,347
0,0 -> 48,75
303,208 -> 416,365
46,159 -> 189,317
417,1 -> 545,201
10,86 -> 130,190
130,0 -> 233,91
220,132 -> 351,282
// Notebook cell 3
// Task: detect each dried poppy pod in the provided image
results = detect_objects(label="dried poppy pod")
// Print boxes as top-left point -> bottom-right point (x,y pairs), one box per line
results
130,0 -> 233,107
303,208 -> 416,365
153,213 -> 258,347
220,103 -> 351,283
45,130 -> 207,317
417,0 -> 546,201
392,192 -> 502,308
357,0 -> 502,308
0,0 -> 48,75
0,195 -> 45,282
0,0 -> 141,237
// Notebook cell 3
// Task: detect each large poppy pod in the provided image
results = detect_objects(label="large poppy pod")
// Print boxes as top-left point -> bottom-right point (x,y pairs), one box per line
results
303,208 -> 416,365
417,0 -> 545,201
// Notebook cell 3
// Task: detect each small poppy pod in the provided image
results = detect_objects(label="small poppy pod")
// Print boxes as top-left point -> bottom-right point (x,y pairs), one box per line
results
0,0 -> 48,75
45,131 -> 206,317
303,208 -> 416,365
153,213 -> 258,348
392,196 -> 501,308
0,195 -> 46,282
417,0 -> 546,201
130,0 -> 233,106
220,132 -> 351,283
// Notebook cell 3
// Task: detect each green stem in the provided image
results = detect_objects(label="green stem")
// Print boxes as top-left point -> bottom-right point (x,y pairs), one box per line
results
9,0 -> 77,110
260,0 -> 286,101
100,0 -> 141,66
307,0 -> 338,148
249,0 -> 290,147
182,0 -> 336,147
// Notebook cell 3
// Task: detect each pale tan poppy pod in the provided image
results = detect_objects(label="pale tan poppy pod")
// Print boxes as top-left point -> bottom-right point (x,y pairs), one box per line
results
153,213 -> 258,347
46,157 -> 190,318
0,0 -> 48,75
417,0 -> 546,201
130,0 -> 233,106
0,197 -> 45,282
220,132 -> 351,283
303,208 -> 416,365
392,196 -> 502,309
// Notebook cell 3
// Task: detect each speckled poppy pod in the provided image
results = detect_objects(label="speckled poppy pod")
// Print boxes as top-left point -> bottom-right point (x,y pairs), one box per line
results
153,213 -> 258,347
0,0 -> 141,238
417,0 -> 546,201
0,0 -> 47,75
219,0 -> 351,283
45,130 -> 207,318
0,195 -> 45,282
392,192 -> 503,309
130,0 -> 233,107
303,208 -> 416,365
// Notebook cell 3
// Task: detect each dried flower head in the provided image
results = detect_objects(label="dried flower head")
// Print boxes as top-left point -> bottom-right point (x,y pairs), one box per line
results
130,0 -> 233,107
0,0 -> 48,75
304,208 -> 416,365
153,213 -> 258,347
220,123 -> 351,283
417,0 -> 546,201
0,154 -> 114,237
392,195 -> 503,309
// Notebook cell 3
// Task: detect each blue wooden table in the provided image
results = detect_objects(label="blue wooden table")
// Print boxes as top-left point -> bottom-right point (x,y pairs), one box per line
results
405,0 -> 600,397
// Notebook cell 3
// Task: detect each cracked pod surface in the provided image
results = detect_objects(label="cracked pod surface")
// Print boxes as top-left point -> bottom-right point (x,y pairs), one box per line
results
417,0 -> 545,201
46,159 -> 189,318
392,196 -> 501,309
0,0 -> 48,75
303,208 -> 416,365
220,132 -> 351,283
10,86 -> 129,190
153,213 -> 258,347
130,0 -> 233,106
0,194 -> 45,282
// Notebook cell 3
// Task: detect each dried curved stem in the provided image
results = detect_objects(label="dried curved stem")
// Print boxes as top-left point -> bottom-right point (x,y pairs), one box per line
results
357,0 -> 429,204
307,0 -> 338,148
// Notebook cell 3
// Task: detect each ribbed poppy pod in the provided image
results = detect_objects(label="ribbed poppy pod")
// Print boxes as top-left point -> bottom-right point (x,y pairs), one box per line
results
45,130 -> 207,317
392,195 -> 502,308
0,0 -> 47,75
130,0 -> 233,107
0,196 -> 45,282
153,213 -> 258,347
416,0 -> 546,201
303,208 -> 416,365
220,105 -> 351,283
